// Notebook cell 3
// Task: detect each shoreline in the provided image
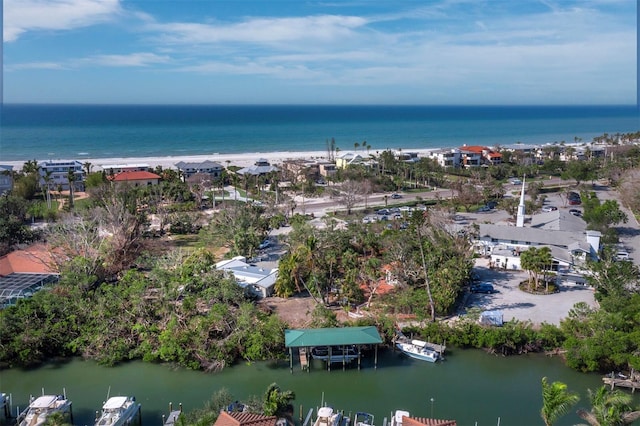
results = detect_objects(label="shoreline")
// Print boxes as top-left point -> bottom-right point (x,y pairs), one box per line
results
2,148 -> 440,171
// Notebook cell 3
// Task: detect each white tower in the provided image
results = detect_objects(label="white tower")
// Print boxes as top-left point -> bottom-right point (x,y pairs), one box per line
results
516,177 -> 526,227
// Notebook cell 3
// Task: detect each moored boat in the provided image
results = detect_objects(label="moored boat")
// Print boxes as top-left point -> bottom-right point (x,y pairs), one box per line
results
353,411 -> 374,426
390,410 -> 410,426
311,346 -> 359,364
95,396 -> 140,426
395,339 -> 440,363
312,406 -> 349,426
17,394 -> 72,426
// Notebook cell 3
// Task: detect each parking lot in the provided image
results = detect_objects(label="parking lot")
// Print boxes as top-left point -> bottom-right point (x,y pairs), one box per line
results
467,258 -> 597,325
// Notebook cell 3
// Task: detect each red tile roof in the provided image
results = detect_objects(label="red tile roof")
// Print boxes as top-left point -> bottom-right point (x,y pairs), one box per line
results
213,411 -> 278,426
108,170 -> 161,182
0,244 -> 59,276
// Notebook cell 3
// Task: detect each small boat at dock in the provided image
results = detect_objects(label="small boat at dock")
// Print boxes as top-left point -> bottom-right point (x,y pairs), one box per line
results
95,396 -> 140,426
17,394 -> 72,426
311,346 -> 359,364
395,339 -> 440,363
313,406 -> 349,426
353,411 -> 374,426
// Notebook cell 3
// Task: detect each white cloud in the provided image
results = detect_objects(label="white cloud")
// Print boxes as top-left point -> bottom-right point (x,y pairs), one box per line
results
145,15 -> 368,47
83,52 -> 171,67
4,0 -> 123,42
6,62 -> 68,71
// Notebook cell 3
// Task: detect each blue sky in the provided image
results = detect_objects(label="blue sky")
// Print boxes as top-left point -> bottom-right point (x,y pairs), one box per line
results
2,0 -> 636,105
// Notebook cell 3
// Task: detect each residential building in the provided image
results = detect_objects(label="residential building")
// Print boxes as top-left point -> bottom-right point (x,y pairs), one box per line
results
335,152 -> 364,169
98,163 -> 150,174
236,159 -> 279,176
429,149 -> 461,168
0,244 -> 60,308
0,165 -> 14,194
216,256 -> 278,299
458,147 -> 483,168
39,160 -> 85,191
175,160 -> 223,179
107,170 -> 161,186
318,161 -> 337,178
395,151 -> 420,163
458,145 -> 502,166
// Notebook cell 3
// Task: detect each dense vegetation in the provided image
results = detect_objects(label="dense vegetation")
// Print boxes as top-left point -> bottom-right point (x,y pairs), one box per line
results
1,137 -> 640,374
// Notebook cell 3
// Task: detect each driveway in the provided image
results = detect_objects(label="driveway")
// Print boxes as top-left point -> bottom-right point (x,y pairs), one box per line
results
469,258 -> 597,325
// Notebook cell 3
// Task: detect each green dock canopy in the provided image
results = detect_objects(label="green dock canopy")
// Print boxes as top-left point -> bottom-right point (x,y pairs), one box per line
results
285,326 -> 383,348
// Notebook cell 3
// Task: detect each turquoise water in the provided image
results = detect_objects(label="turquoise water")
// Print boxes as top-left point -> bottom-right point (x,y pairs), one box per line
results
2,348 -> 629,426
1,105 -> 638,161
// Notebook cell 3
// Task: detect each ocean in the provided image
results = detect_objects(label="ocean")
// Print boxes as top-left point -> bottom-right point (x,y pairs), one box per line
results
1,104 -> 638,162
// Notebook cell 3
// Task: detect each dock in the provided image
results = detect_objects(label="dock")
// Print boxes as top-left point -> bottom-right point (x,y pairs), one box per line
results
163,402 -> 183,425
299,348 -> 309,370
602,376 -> 640,393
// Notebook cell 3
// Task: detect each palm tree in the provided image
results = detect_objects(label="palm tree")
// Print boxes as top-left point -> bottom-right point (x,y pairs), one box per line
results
67,169 -> 76,209
262,383 -> 295,418
43,170 -> 53,209
540,377 -> 579,426
83,161 -> 92,175
577,386 -> 640,426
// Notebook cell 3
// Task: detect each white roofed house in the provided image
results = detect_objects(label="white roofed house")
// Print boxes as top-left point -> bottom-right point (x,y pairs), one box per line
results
216,256 -> 278,299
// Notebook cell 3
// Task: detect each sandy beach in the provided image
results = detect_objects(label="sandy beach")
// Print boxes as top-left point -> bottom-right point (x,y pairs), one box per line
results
3,148 -> 439,171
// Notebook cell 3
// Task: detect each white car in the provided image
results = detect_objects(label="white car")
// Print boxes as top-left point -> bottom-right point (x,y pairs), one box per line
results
615,250 -> 630,261
510,178 -> 522,185
542,206 -> 558,212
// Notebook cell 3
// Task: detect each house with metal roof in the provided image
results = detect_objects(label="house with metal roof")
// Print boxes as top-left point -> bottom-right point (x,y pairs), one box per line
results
216,256 -> 278,299
284,326 -> 383,371
236,159 -> 279,176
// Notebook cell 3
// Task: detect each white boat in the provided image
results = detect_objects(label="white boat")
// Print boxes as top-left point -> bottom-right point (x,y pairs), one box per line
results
18,394 -> 72,426
396,339 -> 440,362
390,410 -> 411,426
353,411 -> 374,426
95,396 -> 140,426
311,346 -> 359,364
313,407 -> 349,426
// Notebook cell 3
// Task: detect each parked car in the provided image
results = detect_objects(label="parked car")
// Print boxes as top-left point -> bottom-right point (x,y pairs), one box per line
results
509,178 -> 522,185
615,250 -> 631,261
376,208 -> 390,216
391,193 -> 402,199
542,205 -> 558,212
258,240 -> 271,249
470,283 -> 497,294
486,200 -> 499,209
477,205 -> 491,212
569,209 -> 582,217
362,216 -> 377,224
568,198 -> 582,205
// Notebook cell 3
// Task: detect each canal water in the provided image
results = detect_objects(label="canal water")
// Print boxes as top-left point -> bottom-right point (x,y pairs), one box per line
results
0,348 -> 629,426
